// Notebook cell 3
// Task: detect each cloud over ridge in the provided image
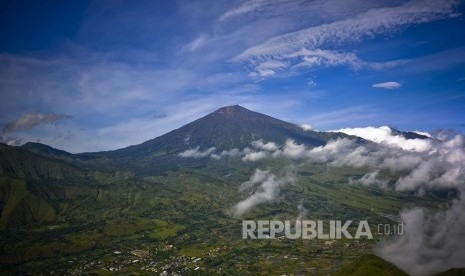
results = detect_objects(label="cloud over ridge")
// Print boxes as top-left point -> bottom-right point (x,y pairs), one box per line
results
178,146 -> 216,158
2,112 -> 72,134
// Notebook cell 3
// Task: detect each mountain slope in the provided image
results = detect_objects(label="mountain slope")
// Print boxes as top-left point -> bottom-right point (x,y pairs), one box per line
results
333,254 -> 408,276
0,177 -> 56,229
20,142 -> 76,162
0,143 -> 85,180
0,143 -> 112,228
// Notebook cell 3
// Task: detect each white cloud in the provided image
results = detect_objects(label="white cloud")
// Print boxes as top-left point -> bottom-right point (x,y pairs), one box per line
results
178,139 -> 279,161
249,60 -> 288,77
307,79 -> 316,87
0,136 -> 22,146
233,169 -> 295,217
377,194 -> 465,276
178,146 -> 216,158
238,168 -> 270,192
220,0 -> 268,21
332,126 -> 431,152
289,48 -> 364,69
180,35 -> 208,52
280,139 -> 311,160
211,148 -> 243,159
300,124 -> 314,131
242,151 -> 268,162
349,170 -> 388,187
412,130 -> 432,138
251,139 -> 279,151
372,81 -> 402,89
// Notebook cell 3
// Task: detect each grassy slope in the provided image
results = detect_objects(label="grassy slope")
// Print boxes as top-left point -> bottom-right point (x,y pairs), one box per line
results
333,254 -> 408,276
0,177 -> 55,229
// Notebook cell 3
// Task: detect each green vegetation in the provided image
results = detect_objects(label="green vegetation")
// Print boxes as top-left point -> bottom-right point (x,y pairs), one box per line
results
148,219 -> 185,240
103,219 -> 157,237
333,254 -> 408,276
0,177 -> 55,229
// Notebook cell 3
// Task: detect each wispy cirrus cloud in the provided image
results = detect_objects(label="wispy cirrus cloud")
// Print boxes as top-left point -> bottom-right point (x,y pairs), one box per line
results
179,35 -> 209,53
300,105 -> 381,129
236,0 -> 459,61
220,0 -> 392,24
250,60 -> 289,77
234,0 -> 460,76
249,48 -> 407,77
372,81 -> 402,90
219,0 -> 270,21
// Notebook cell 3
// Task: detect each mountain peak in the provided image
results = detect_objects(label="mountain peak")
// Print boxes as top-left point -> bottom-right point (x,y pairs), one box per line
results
214,105 -> 247,115
211,105 -> 261,121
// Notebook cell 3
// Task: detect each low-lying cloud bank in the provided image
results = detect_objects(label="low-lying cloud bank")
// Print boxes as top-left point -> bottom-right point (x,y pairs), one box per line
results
331,126 -> 431,152
0,136 -> 23,146
178,129 -> 465,193
377,190 -> 465,276
245,136 -> 464,193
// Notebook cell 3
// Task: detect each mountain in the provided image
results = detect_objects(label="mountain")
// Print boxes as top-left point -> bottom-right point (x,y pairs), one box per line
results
0,143 -> 84,181
101,105 -> 347,164
0,143 -> 81,228
20,142 -> 76,162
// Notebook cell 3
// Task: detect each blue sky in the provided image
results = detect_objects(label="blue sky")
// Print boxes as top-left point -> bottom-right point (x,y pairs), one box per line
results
0,0 -> 464,152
